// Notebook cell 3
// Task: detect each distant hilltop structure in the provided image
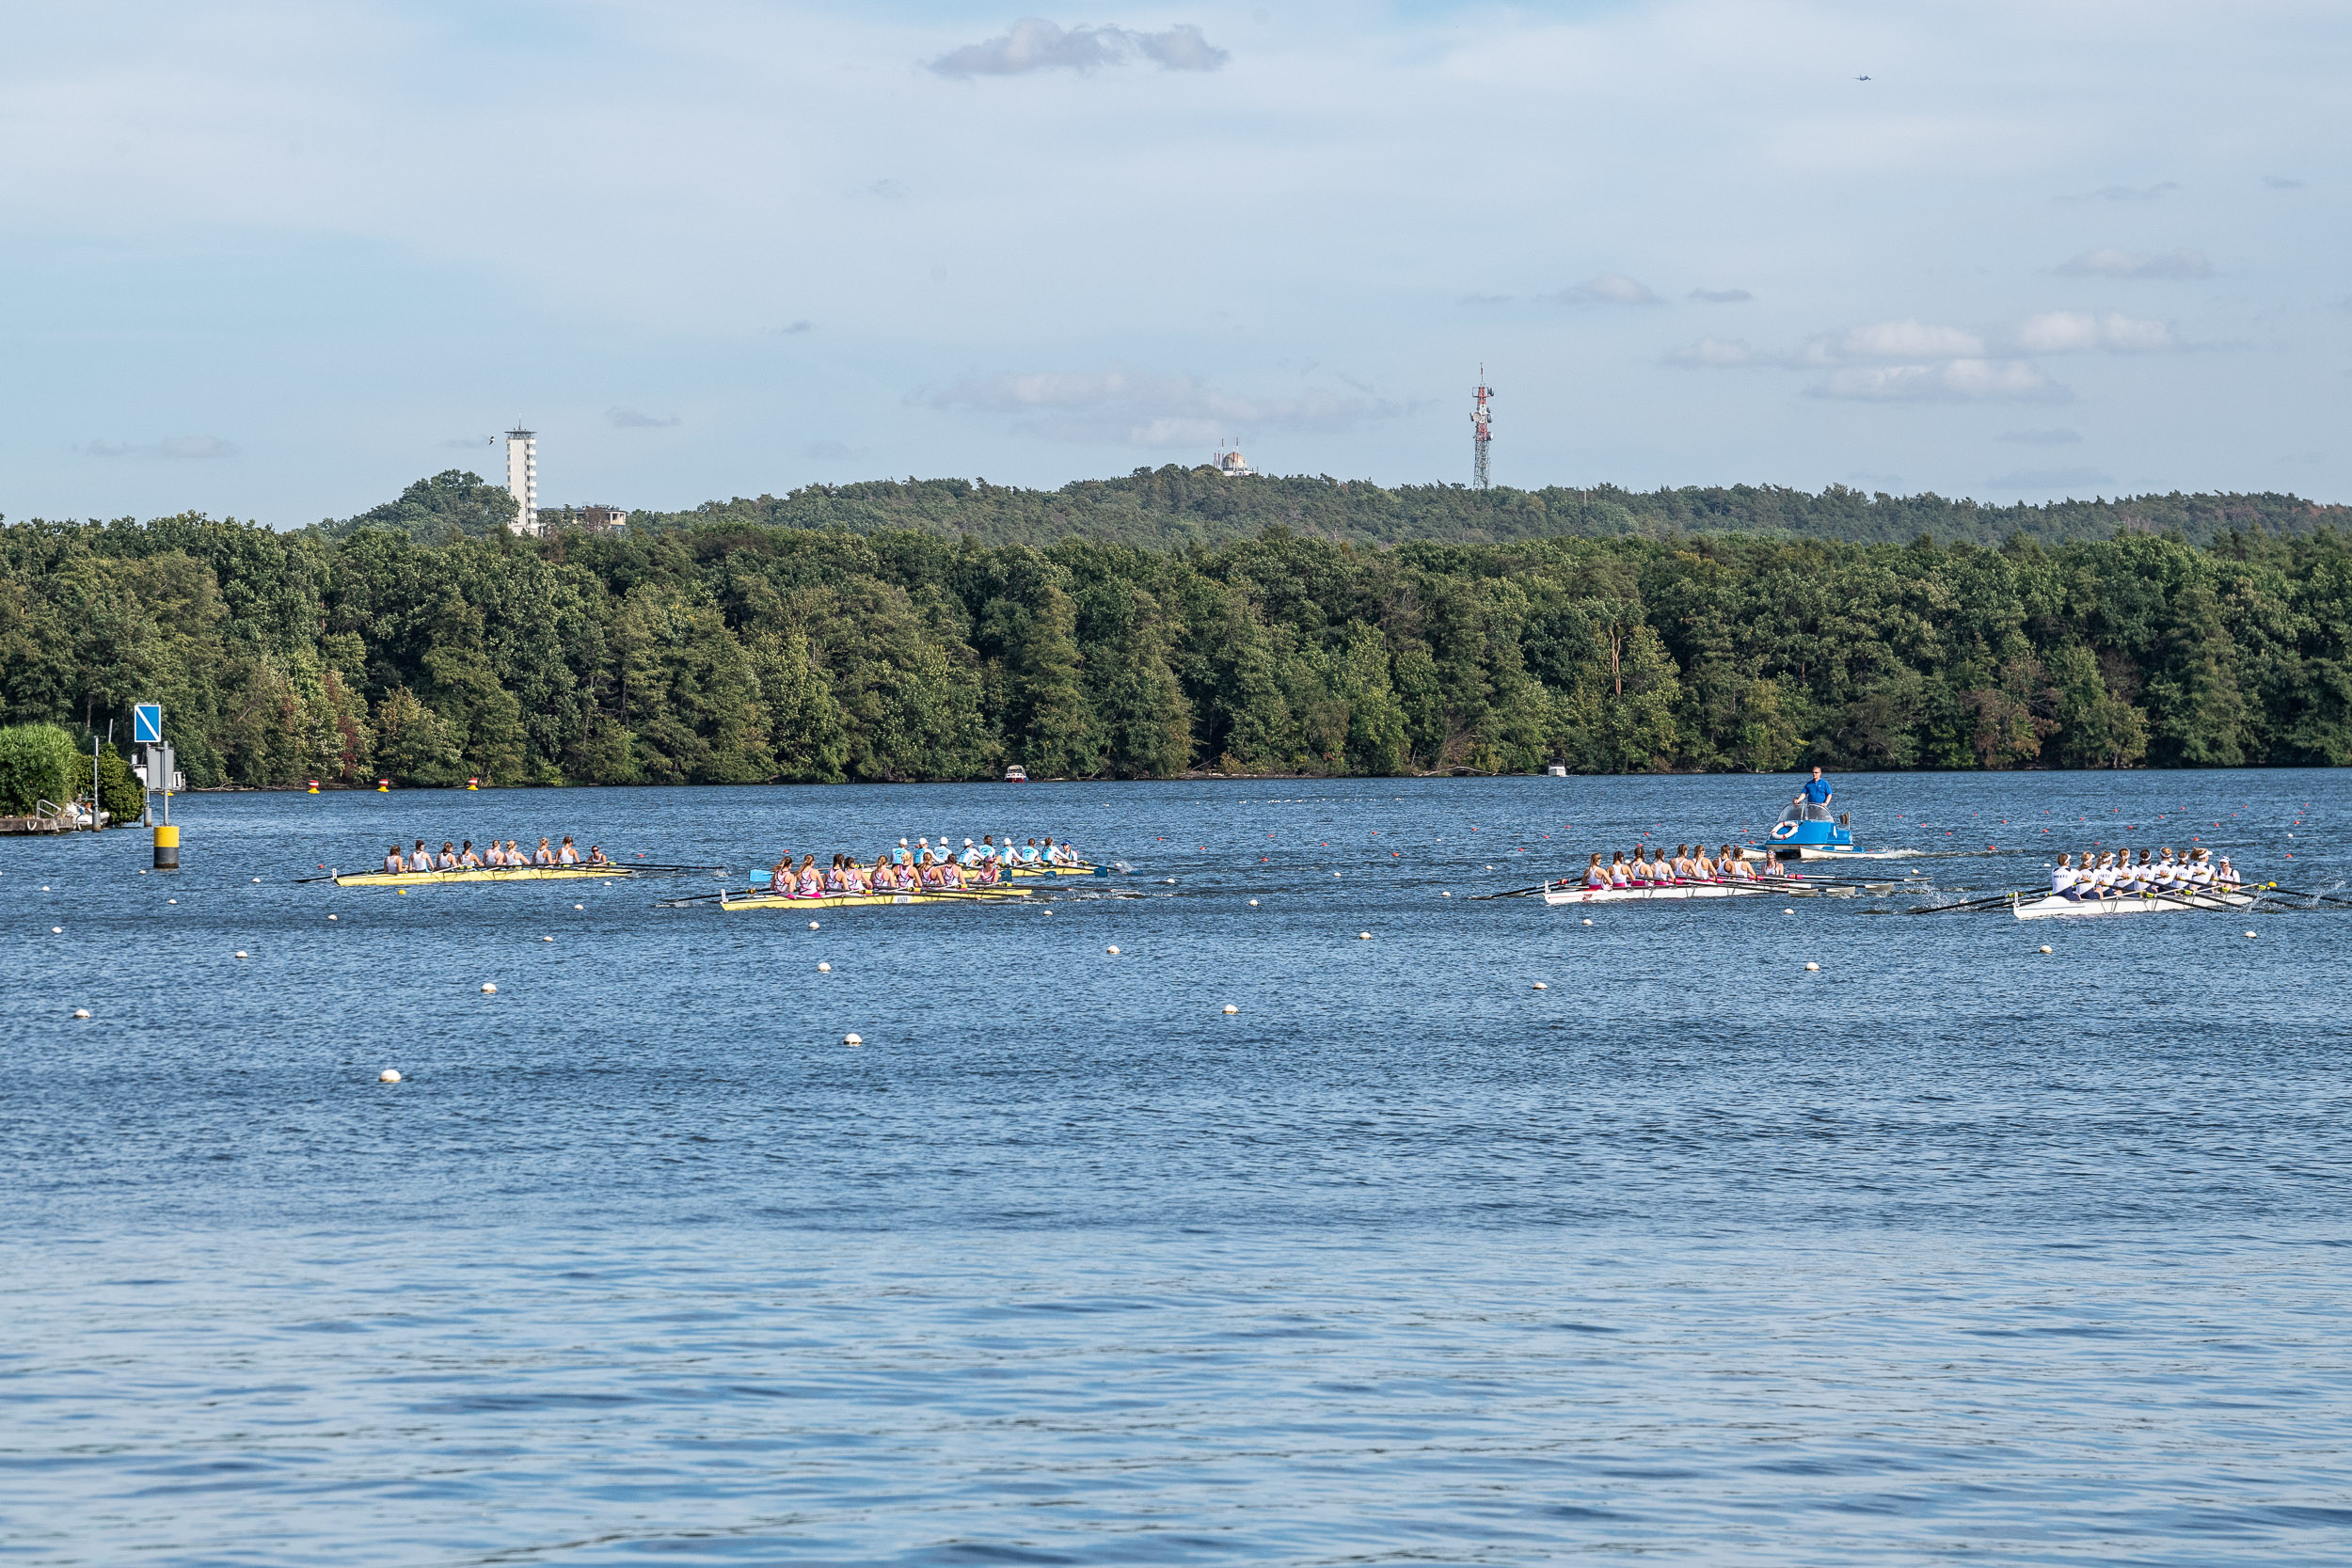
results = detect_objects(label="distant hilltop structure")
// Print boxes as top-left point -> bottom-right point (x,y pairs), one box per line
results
505,426 -> 540,535
1210,446 -> 1253,478
1470,368 -> 1492,490
540,503 -> 629,534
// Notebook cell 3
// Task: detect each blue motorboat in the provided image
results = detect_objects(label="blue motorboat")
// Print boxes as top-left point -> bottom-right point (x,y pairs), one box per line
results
1766,801 -> 1860,859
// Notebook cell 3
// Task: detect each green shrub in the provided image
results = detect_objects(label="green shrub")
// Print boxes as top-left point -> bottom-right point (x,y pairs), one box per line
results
0,723 -> 79,816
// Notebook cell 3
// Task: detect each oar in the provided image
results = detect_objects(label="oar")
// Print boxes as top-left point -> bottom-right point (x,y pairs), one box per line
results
1471,880 -> 1557,900
2253,882 -> 2352,910
1908,890 -> 2032,914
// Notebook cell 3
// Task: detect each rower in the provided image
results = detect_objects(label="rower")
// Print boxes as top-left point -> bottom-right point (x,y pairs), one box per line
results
558,836 -> 580,865
437,841 -> 459,870
384,845 -> 405,874
534,837 -> 555,866
409,840 -> 434,872
1020,838 -> 1043,865
2050,853 -> 2077,900
1692,845 -> 1716,881
458,840 -> 480,868
1722,845 -> 1752,880
1608,851 -> 1630,888
796,855 -> 823,897
1583,853 -> 1608,888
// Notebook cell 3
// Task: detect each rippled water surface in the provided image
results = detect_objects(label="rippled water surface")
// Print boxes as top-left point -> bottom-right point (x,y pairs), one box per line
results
4,771 -> 2348,1565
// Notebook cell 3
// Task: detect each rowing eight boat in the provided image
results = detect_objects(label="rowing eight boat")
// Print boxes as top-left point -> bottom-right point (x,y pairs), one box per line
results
715,888 -> 1032,911
1541,880 -> 1782,906
2010,889 -> 2254,920
1009,863 -> 1106,878
332,864 -> 636,887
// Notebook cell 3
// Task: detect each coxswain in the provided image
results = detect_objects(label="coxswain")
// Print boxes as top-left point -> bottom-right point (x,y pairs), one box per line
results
409,840 -> 435,872
384,845 -> 405,874
2217,855 -> 2240,890
586,845 -> 610,866
1583,852 -> 1609,889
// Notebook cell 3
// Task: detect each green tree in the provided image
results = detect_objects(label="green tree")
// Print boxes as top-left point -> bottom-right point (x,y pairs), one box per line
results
0,722 -> 78,814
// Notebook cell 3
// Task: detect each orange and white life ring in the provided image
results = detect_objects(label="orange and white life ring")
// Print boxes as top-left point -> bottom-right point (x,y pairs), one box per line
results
1770,821 -> 1799,841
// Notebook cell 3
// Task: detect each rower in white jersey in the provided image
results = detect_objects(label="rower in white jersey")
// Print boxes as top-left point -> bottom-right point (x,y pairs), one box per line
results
2050,853 -> 2080,899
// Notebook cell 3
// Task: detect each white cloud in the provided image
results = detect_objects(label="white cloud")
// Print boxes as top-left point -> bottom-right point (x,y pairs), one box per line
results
1808,359 -> 2069,403
1813,319 -> 1985,361
930,364 -> 1403,448
2011,310 -> 2175,354
1990,465 -> 2113,489
930,19 -> 1227,77
2059,181 -> 2178,203
2054,247 -> 2214,279
84,435 -> 239,459
1557,272 -> 1660,306
1665,337 -> 1756,368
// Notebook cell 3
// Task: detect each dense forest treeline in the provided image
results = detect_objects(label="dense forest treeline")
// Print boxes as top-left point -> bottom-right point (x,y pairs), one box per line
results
1,509 -> 2346,788
294,467 -> 2346,551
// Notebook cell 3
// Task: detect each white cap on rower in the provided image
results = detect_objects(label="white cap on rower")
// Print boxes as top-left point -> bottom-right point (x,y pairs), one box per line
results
899,838 -> 909,847
964,838 -> 974,846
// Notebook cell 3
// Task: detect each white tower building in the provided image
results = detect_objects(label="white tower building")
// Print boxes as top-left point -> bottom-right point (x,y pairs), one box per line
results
504,426 -> 540,535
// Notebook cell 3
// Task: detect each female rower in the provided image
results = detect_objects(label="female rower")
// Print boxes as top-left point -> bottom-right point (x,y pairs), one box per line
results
919,853 -> 948,890
823,855 -> 847,895
533,837 -> 554,866
1721,846 -> 1752,880
437,841 -> 460,870
384,845 -> 405,874
555,836 -> 577,865
459,841 -> 482,867
795,856 -> 823,898
940,856 -> 967,890
409,841 -> 435,871
1606,851 -> 1630,888
1583,853 -> 1609,889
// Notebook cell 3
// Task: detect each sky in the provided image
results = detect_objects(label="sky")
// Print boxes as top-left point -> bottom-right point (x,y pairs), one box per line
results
3,0 -> 2345,527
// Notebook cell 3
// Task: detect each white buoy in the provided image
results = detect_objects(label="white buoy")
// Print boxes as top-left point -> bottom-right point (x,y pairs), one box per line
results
1359,931 -> 1371,940
1223,1004 -> 1238,1014
1248,898 -> 1259,906
1106,945 -> 1120,955
2245,930 -> 2257,939
40,886 -> 50,892
1167,878 -> 1177,884
379,1069 -> 401,1084
233,949 -> 247,958
1532,982 -> 1548,990
818,961 -> 831,972
251,878 -> 262,883
167,898 -> 177,905
2039,944 -> 2053,953
574,904 -> 584,911
1804,962 -> 1820,972
843,1033 -> 863,1046
1784,909 -> 1795,915
808,921 -> 819,930
1041,909 -> 1052,915
72,1008 -> 89,1020
541,935 -> 553,942
327,914 -> 338,921
480,983 -> 496,993
1440,891 -> 1451,897
1581,918 -> 1593,926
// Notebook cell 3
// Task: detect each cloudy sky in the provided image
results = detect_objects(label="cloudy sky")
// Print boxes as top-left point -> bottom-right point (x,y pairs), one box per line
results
3,1 -> 2344,526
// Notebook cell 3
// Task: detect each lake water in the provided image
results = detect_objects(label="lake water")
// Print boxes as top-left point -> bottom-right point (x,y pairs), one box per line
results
4,770 -> 2347,1565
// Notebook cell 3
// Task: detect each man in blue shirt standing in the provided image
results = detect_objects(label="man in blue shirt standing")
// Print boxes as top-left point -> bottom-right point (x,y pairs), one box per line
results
1793,766 -> 1834,820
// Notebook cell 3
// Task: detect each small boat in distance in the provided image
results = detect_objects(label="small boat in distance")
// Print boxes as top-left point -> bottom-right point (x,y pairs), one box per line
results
1005,766 -> 1028,783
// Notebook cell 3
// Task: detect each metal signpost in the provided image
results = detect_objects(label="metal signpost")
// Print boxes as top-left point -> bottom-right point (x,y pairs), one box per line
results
135,704 -> 179,868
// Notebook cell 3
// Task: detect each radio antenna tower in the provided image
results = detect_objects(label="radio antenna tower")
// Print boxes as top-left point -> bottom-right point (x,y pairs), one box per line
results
1470,366 -> 1493,489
